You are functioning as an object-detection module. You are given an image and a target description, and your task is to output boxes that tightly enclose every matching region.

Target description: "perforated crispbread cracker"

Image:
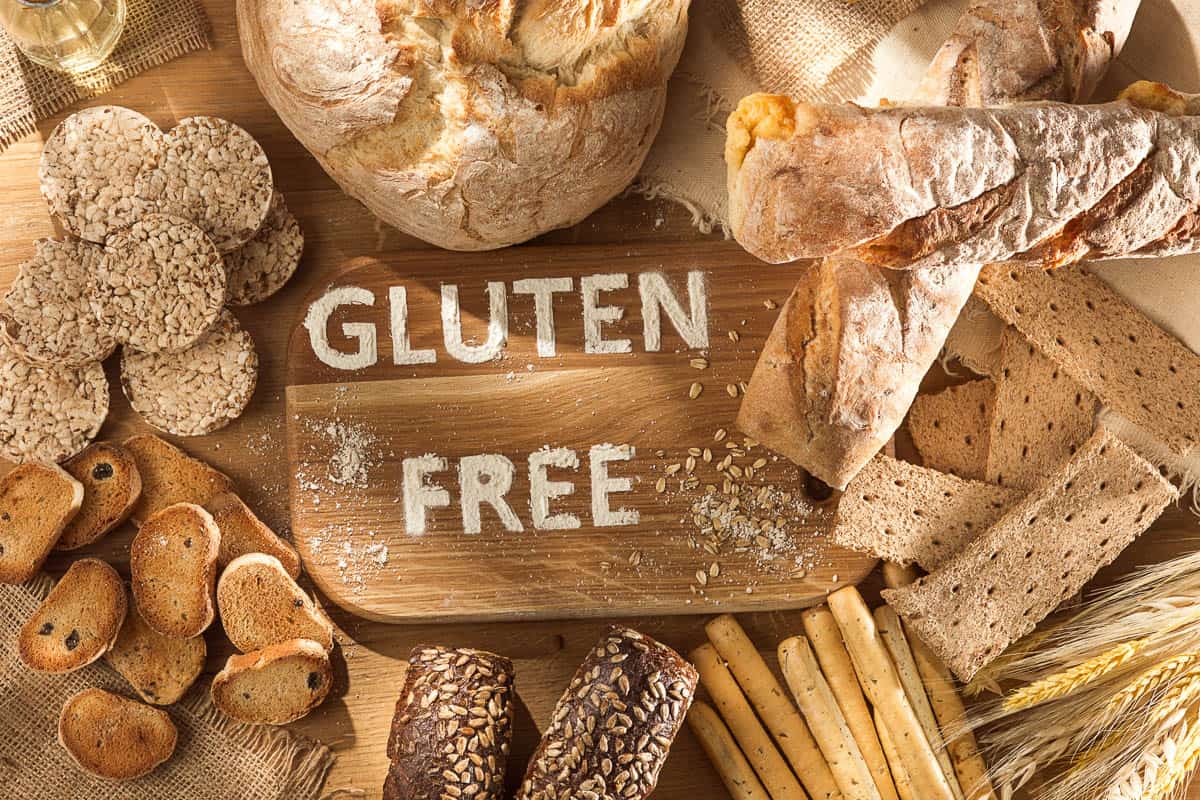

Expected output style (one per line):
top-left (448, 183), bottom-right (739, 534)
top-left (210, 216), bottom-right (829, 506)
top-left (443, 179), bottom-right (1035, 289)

top-left (92, 214), bottom-right (226, 354)
top-left (907, 379), bottom-right (995, 480)
top-left (975, 263), bottom-right (1200, 458)
top-left (135, 116), bottom-right (273, 252)
top-left (121, 310), bottom-right (258, 436)
top-left (0, 339), bottom-right (108, 464)
top-left (38, 106), bottom-right (164, 243)
top-left (831, 454), bottom-right (1020, 570)
top-left (0, 238), bottom-right (116, 367)
top-left (224, 192), bottom-right (304, 305)
top-left (883, 428), bottom-right (1177, 682)
top-left (986, 327), bottom-right (1096, 489)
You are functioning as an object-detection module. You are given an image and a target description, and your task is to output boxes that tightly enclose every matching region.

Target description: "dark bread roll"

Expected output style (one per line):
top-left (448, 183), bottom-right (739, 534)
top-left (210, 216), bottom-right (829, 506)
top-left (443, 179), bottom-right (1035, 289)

top-left (384, 645), bottom-right (515, 800)
top-left (516, 626), bottom-right (698, 800)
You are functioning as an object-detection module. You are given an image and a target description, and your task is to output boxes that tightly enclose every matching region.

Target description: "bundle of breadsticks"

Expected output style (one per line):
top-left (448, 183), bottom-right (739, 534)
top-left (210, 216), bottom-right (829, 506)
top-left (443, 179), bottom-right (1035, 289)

top-left (687, 577), bottom-right (995, 800)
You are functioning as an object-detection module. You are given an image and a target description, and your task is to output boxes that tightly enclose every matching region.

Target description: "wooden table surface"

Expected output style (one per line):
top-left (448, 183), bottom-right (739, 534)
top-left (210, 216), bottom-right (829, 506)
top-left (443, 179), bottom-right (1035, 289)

top-left (2, 4), bottom-right (1198, 798)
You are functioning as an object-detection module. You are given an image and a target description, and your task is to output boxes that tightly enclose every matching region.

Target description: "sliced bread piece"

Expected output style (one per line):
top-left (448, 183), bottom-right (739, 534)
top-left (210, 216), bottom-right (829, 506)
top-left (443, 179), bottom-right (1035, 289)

top-left (205, 491), bottom-right (301, 577)
top-left (123, 434), bottom-right (233, 526)
top-left (58, 688), bottom-right (177, 781)
top-left (217, 553), bottom-right (332, 652)
top-left (58, 442), bottom-right (143, 550)
top-left (0, 462), bottom-right (83, 583)
top-left (130, 502), bottom-right (220, 639)
top-left (907, 379), bottom-right (995, 480)
top-left (985, 327), bottom-right (1097, 490)
top-left (883, 428), bottom-right (1177, 682)
top-left (210, 638), bottom-right (332, 725)
top-left (105, 594), bottom-right (206, 705)
top-left (832, 454), bottom-right (1021, 571)
top-left (19, 558), bottom-right (126, 673)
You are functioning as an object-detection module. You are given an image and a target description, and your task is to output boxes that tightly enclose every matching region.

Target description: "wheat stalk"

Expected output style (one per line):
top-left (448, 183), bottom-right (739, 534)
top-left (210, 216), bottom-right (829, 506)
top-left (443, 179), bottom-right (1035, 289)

top-left (1002, 639), bottom-right (1149, 712)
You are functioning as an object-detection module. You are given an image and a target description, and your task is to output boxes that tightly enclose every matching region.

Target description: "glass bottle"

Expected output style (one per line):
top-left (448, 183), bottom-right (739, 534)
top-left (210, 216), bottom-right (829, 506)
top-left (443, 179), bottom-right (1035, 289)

top-left (0, 0), bottom-right (126, 74)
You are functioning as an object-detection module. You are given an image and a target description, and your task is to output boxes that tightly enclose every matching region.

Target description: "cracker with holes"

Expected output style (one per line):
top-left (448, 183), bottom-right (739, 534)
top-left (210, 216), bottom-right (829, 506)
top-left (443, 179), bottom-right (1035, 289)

top-left (218, 553), bottom-right (333, 652)
top-left (135, 116), bottom-right (273, 252)
top-left (205, 491), bottom-right (301, 576)
top-left (224, 192), bottom-right (304, 305)
top-left (0, 340), bottom-right (108, 464)
top-left (883, 428), bottom-right (1178, 682)
top-left (121, 310), bottom-right (259, 436)
top-left (210, 638), bottom-right (332, 725)
top-left (130, 502), bottom-right (220, 639)
top-left (19, 558), bottom-right (126, 673)
top-left (58, 442), bottom-right (143, 550)
top-left (832, 455), bottom-right (1021, 570)
top-left (38, 106), bottom-right (164, 243)
top-left (59, 688), bottom-right (177, 781)
top-left (0, 463), bottom-right (83, 584)
top-left (123, 434), bottom-right (233, 526)
top-left (92, 214), bottom-right (226, 354)
top-left (986, 327), bottom-right (1096, 490)
top-left (106, 596), bottom-right (206, 705)
top-left (0, 238), bottom-right (116, 366)
top-left (907, 379), bottom-right (995, 480)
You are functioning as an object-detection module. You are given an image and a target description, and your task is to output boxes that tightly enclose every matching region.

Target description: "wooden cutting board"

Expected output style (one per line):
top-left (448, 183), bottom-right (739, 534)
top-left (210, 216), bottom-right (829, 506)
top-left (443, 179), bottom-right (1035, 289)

top-left (286, 242), bottom-right (876, 622)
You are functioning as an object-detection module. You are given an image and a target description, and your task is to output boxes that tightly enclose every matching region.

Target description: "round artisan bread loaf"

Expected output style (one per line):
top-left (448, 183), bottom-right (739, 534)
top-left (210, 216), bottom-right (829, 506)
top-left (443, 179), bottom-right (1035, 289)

top-left (236, 0), bottom-right (689, 251)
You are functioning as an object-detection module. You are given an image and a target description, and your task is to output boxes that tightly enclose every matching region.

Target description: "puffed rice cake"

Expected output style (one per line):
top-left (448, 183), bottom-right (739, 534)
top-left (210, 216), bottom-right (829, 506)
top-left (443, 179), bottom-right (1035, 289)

top-left (38, 106), bottom-right (164, 243)
top-left (135, 116), bottom-right (273, 252)
top-left (0, 338), bottom-right (108, 464)
top-left (223, 192), bottom-right (304, 305)
top-left (0, 238), bottom-right (117, 367)
top-left (92, 214), bottom-right (227, 354)
top-left (121, 310), bottom-right (258, 437)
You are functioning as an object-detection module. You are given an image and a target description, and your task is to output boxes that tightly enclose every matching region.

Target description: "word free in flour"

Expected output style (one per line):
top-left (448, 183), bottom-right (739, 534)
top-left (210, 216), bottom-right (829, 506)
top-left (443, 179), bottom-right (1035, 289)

top-left (303, 271), bottom-right (708, 369)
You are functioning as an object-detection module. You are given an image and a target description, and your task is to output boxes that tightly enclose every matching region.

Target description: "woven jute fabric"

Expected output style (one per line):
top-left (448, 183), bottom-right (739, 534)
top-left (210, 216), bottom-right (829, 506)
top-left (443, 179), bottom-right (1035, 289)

top-left (0, 0), bottom-right (210, 151)
top-left (0, 576), bottom-right (335, 800)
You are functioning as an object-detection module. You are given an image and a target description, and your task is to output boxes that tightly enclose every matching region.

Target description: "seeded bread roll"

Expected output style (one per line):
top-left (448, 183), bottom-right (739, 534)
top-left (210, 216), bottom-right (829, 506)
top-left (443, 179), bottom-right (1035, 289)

top-left (384, 646), bottom-right (516, 800)
top-left (516, 626), bottom-right (698, 800)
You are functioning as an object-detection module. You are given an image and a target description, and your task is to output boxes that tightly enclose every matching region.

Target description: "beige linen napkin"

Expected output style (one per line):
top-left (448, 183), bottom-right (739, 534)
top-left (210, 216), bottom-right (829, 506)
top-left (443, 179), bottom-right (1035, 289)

top-left (0, 576), bottom-right (334, 800)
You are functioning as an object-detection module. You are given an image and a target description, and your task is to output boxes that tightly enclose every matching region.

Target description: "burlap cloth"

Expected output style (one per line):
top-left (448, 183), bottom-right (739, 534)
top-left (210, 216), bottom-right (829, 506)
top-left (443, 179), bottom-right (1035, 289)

top-left (0, 576), bottom-right (335, 799)
top-left (0, 0), bottom-right (210, 151)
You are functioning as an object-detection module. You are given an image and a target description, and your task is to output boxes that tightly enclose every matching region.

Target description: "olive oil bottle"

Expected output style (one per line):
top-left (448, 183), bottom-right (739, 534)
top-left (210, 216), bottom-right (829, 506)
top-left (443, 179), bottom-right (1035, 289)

top-left (0, 0), bottom-right (125, 73)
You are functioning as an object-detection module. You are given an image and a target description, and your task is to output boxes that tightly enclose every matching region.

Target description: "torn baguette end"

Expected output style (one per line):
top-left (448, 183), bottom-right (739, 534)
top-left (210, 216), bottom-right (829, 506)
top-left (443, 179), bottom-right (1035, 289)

top-left (725, 93), bottom-right (806, 178)
top-left (1118, 80), bottom-right (1200, 116)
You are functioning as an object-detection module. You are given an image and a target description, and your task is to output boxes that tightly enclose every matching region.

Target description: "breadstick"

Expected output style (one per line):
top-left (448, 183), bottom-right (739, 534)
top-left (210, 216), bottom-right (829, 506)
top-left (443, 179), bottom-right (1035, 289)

top-left (874, 606), bottom-right (964, 800)
top-left (691, 644), bottom-right (810, 800)
top-left (778, 635), bottom-right (882, 800)
top-left (706, 615), bottom-right (842, 800)
top-left (827, 587), bottom-right (955, 800)
top-left (875, 710), bottom-right (916, 800)
top-left (689, 701), bottom-right (772, 800)
top-left (803, 608), bottom-right (899, 800)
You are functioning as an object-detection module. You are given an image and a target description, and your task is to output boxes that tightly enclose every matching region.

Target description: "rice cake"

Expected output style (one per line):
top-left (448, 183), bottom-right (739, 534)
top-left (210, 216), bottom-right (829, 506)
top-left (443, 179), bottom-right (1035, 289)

top-left (224, 191), bottom-right (304, 305)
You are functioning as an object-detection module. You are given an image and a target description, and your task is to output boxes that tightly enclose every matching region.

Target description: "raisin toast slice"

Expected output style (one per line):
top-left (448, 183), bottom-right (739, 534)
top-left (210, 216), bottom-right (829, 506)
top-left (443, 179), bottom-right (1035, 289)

top-left (217, 553), bottom-right (333, 652)
top-left (210, 638), bottom-right (332, 725)
top-left (58, 441), bottom-right (142, 550)
top-left (106, 593), bottom-right (206, 705)
top-left (130, 502), bottom-right (220, 639)
top-left (123, 434), bottom-right (232, 525)
top-left (58, 688), bottom-right (177, 780)
top-left (19, 558), bottom-right (126, 672)
top-left (0, 462), bottom-right (83, 583)
top-left (205, 491), bottom-right (301, 577)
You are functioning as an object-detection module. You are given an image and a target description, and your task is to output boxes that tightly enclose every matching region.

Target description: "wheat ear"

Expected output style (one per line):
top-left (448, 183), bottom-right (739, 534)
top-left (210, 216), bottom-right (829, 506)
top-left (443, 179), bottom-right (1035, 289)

top-left (1002, 639), bottom-right (1149, 712)
top-left (1102, 654), bottom-right (1200, 723)
top-left (1146, 724), bottom-right (1200, 800)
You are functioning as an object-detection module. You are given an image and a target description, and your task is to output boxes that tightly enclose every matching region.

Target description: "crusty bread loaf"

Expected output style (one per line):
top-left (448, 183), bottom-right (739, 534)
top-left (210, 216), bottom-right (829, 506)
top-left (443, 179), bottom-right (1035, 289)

top-left (19, 558), bottom-right (126, 673)
top-left (384, 646), bottom-right (515, 800)
top-left (130, 502), bottom-right (220, 639)
top-left (124, 434), bottom-right (233, 526)
top-left (210, 638), bottom-right (332, 725)
top-left (907, 379), bottom-right (995, 481)
top-left (204, 491), bottom-right (301, 577)
top-left (58, 688), bottom-right (178, 781)
top-left (237, 0), bottom-right (689, 251)
top-left (217, 553), bottom-right (333, 652)
top-left (105, 593), bottom-right (207, 705)
top-left (58, 441), bottom-right (142, 550)
top-left (0, 462), bottom-right (83, 583)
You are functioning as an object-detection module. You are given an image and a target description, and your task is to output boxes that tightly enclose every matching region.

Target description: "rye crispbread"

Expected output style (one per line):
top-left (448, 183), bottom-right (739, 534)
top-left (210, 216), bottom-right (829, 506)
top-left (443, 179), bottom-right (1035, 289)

top-left (883, 428), bottom-right (1178, 682)
top-left (210, 638), bottom-right (332, 725)
top-left (907, 379), bottom-right (995, 480)
top-left (217, 553), bottom-right (333, 653)
top-left (105, 594), bottom-right (206, 705)
top-left (975, 263), bottom-right (1200, 458)
top-left (986, 327), bottom-right (1097, 489)
top-left (224, 192), bottom-right (304, 305)
top-left (19, 558), bottom-right (126, 673)
top-left (58, 688), bottom-right (177, 781)
top-left (205, 491), bottom-right (300, 576)
top-left (130, 502), bottom-right (220, 639)
top-left (123, 434), bottom-right (233, 526)
top-left (831, 454), bottom-right (1021, 571)
top-left (0, 462), bottom-right (83, 584)
top-left (58, 442), bottom-right (142, 550)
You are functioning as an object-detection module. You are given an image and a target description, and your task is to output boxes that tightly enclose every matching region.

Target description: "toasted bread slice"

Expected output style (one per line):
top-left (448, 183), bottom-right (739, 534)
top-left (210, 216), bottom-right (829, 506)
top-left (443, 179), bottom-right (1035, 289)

top-left (217, 553), bottom-right (332, 652)
top-left (58, 688), bottom-right (177, 781)
top-left (123, 434), bottom-right (232, 526)
top-left (205, 491), bottom-right (301, 577)
top-left (210, 638), bottom-right (332, 725)
top-left (105, 592), bottom-right (206, 705)
top-left (19, 558), bottom-right (126, 673)
top-left (58, 442), bottom-right (143, 550)
top-left (130, 502), bottom-right (220, 639)
top-left (0, 462), bottom-right (83, 583)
